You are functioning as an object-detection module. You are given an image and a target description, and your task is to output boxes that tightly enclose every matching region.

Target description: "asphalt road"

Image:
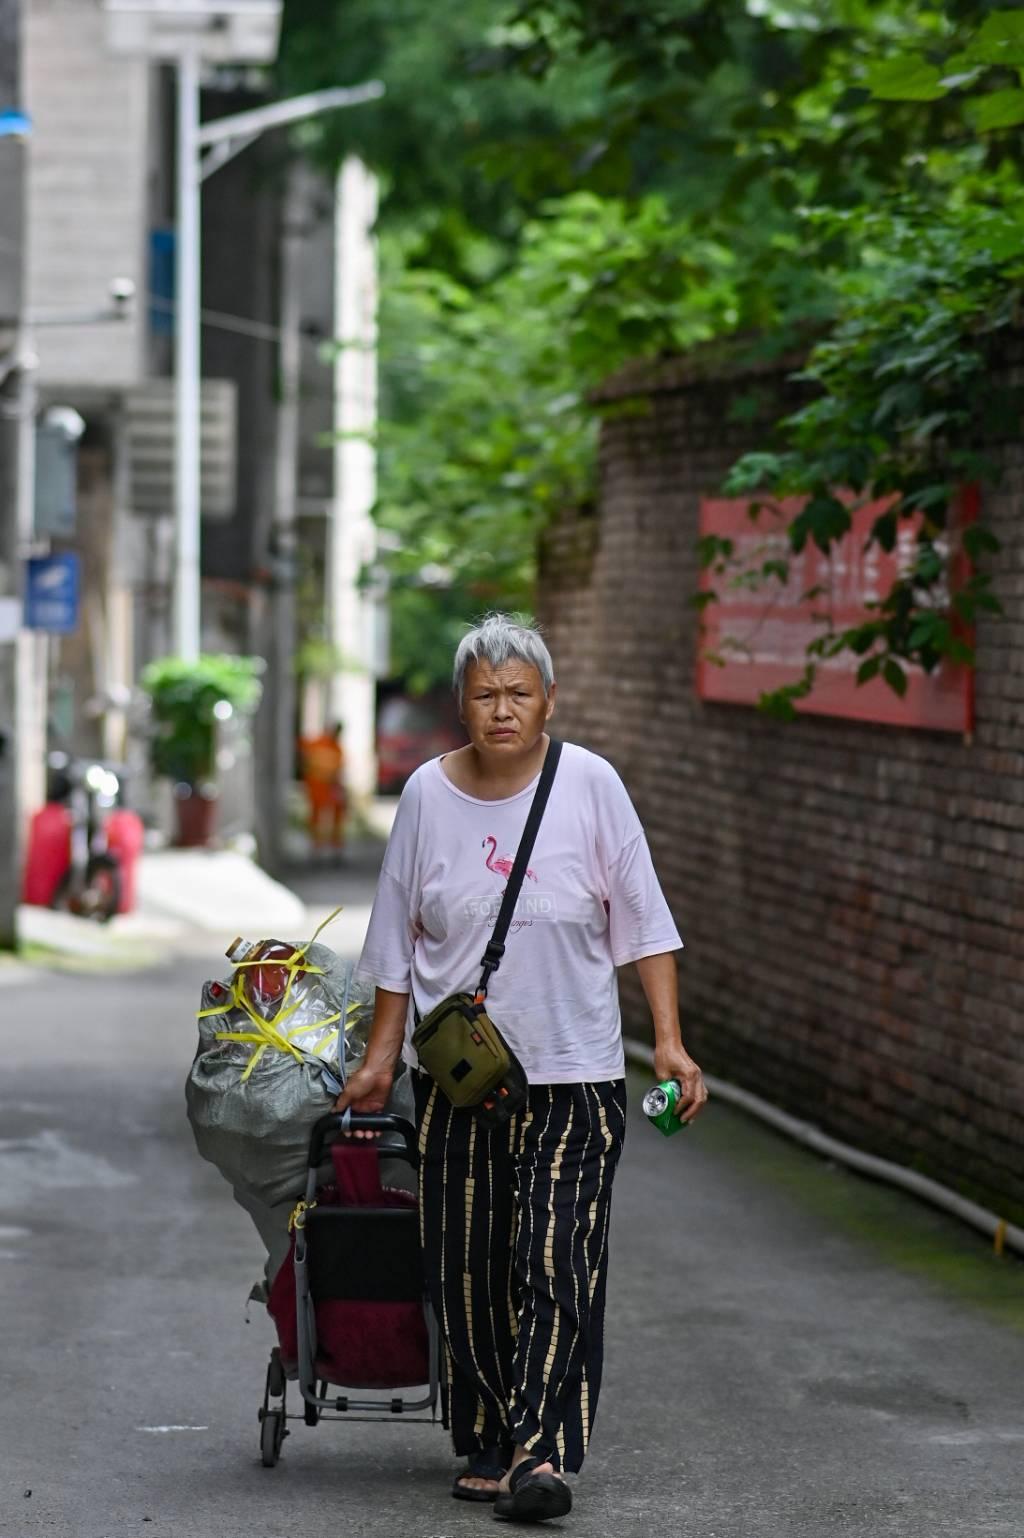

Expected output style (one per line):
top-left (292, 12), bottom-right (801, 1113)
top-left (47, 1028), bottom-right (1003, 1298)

top-left (2, 928), bottom-right (1023, 1538)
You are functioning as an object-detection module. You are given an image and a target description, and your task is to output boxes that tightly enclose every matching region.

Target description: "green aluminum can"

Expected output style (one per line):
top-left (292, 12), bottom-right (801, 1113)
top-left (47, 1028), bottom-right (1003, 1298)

top-left (642, 1079), bottom-right (687, 1136)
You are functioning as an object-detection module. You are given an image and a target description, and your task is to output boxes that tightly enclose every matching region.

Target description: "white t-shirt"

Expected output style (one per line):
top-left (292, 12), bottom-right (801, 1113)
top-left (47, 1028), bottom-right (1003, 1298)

top-left (356, 742), bottom-right (683, 1085)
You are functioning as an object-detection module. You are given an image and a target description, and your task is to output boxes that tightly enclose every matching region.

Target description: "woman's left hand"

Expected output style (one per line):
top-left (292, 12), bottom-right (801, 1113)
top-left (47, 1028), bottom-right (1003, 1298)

top-left (652, 1043), bottom-right (708, 1125)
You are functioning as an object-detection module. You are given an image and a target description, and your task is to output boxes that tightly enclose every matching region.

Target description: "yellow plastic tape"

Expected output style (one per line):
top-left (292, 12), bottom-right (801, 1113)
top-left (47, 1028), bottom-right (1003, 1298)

top-left (197, 906), bottom-right (360, 1079)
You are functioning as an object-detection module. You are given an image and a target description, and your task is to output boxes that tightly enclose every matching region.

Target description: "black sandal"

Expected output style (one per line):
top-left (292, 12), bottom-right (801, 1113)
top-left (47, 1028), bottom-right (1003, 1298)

top-left (493, 1455), bottom-right (572, 1523)
top-left (452, 1444), bottom-right (511, 1503)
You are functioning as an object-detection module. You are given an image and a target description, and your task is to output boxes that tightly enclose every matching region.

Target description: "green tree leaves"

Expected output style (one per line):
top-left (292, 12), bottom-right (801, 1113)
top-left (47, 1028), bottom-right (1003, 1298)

top-left (723, 186), bottom-right (1014, 702)
top-left (281, 0), bottom-right (1018, 696)
top-left (865, 58), bottom-right (947, 101)
top-left (376, 193), bottom-right (740, 684)
top-left (865, 8), bottom-right (1024, 131)
top-left (967, 89), bottom-right (1024, 130)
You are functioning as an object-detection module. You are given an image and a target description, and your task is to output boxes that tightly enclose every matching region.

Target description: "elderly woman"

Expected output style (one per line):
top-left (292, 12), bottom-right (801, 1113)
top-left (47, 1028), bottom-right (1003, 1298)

top-left (339, 613), bottom-right (707, 1523)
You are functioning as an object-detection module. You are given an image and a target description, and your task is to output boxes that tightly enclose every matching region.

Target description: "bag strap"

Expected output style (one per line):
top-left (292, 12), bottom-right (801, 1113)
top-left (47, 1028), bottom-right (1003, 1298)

top-left (475, 737), bottom-right (562, 1002)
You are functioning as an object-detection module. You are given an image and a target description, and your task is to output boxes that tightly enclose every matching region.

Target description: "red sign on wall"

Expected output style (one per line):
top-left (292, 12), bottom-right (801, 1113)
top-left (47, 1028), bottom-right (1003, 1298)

top-left (695, 494), bottom-right (975, 733)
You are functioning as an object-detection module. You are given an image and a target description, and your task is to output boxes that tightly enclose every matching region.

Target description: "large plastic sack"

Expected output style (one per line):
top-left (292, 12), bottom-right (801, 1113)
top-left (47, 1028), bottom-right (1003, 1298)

top-left (186, 918), bottom-right (410, 1211)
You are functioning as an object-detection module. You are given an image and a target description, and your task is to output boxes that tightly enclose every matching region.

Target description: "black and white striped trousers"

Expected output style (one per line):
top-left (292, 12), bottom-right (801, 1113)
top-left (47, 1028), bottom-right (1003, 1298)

top-left (413, 1074), bottom-right (627, 1474)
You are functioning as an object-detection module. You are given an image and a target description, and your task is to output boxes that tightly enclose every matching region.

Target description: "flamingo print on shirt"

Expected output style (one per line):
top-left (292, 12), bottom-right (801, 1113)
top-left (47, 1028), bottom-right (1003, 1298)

top-left (482, 835), bottom-right (538, 883)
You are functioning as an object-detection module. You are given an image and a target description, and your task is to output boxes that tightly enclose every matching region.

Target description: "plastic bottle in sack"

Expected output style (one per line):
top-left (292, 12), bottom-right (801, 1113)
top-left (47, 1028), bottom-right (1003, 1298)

top-left (226, 936), bottom-right (308, 1021)
top-left (224, 936), bottom-right (343, 1095)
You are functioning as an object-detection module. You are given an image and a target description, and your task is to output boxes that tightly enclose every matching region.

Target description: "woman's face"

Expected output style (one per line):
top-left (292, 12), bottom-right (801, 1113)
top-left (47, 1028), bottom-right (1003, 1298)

top-left (460, 659), bottom-right (556, 759)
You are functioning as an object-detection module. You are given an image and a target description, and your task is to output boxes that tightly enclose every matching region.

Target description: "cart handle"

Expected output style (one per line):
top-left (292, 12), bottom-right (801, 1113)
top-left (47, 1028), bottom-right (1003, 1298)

top-left (308, 1111), bottom-right (419, 1171)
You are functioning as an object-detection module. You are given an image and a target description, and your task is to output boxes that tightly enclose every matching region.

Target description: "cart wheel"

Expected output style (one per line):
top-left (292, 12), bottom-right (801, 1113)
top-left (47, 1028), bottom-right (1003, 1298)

top-left (267, 1348), bottom-right (286, 1399)
top-left (260, 1409), bottom-right (284, 1467)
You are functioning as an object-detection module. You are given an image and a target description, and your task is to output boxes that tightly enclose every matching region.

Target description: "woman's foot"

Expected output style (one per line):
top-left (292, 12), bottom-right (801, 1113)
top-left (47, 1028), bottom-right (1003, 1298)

top-left (454, 1473), bottom-right (502, 1499)
top-left (494, 1453), bottom-right (572, 1523)
top-left (451, 1446), bottom-right (510, 1503)
top-left (496, 1457), bottom-right (552, 1494)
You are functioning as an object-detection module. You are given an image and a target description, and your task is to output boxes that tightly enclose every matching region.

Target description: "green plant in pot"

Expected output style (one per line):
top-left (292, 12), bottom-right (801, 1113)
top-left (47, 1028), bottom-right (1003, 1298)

top-left (140, 654), bottom-right (263, 847)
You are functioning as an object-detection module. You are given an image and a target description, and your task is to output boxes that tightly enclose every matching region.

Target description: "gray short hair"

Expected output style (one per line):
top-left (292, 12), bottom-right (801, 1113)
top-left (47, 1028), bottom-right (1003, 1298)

top-left (452, 613), bottom-right (555, 699)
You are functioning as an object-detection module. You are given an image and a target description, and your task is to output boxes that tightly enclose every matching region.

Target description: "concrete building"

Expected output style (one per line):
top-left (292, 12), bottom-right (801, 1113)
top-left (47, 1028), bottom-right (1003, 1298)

top-left (22, 0), bottom-right (151, 789)
top-left (14, 0), bottom-right (383, 862)
top-left (23, 3), bottom-right (241, 772)
top-left (0, 0), bottom-right (29, 945)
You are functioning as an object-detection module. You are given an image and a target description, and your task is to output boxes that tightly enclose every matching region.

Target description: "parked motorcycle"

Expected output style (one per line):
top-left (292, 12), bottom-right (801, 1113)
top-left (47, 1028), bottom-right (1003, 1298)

top-left (47, 752), bottom-right (124, 922)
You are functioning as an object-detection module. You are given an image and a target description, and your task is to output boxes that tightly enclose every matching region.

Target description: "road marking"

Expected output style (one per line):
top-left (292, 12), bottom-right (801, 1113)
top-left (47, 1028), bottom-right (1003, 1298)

top-left (136, 1425), bottom-right (209, 1434)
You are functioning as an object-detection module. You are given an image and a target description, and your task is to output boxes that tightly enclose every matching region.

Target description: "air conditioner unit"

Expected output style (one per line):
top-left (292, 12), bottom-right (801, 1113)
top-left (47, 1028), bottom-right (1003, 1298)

top-left (124, 378), bottom-right (237, 519)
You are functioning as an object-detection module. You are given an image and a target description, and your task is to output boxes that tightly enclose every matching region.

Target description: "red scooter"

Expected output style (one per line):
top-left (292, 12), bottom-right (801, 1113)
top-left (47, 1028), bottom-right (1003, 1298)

top-left (23, 753), bottom-right (143, 923)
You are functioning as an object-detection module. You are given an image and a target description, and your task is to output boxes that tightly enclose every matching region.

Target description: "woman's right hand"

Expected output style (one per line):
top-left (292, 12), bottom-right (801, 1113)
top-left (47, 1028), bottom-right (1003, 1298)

top-left (334, 1063), bottom-right (395, 1136)
top-left (334, 989), bottom-right (408, 1134)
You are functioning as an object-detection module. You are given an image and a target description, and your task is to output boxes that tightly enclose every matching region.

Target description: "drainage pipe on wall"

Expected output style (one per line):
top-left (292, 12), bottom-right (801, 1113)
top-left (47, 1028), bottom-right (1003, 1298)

top-left (623, 1038), bottom-right (1024, 1261)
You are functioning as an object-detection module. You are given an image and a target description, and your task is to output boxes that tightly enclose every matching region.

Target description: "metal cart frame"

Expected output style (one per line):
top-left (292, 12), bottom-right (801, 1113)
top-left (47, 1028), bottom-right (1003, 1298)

top-left (258, 1111), bottom-right (445, 1466)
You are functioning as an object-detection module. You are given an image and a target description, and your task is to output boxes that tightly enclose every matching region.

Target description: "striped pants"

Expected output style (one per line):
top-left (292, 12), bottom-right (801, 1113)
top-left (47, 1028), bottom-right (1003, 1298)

top-left (413, 1074), bottom-right (627, 1474)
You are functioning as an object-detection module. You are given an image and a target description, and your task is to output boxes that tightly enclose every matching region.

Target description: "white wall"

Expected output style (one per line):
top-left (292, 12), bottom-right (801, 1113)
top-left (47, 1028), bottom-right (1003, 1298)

top-left (24, 0), bottom-right (149, 388)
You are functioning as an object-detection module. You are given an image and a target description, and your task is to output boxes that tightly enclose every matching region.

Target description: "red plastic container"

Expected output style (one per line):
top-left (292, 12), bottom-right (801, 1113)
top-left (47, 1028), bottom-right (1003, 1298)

top-left (21, 803), bottom-right (72, 906)
top-left (104, 808), bottom-right (145, 915)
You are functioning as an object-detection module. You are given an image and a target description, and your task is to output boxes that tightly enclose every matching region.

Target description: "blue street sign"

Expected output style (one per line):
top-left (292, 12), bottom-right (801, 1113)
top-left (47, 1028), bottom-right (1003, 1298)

top-left (0, 110), bottom-right (33, 139)
top-left (24, 553), bottom-right (80, 634)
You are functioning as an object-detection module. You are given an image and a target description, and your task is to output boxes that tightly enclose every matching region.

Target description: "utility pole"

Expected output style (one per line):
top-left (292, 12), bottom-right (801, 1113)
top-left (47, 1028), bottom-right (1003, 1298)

top-left (174, 46), bottom-right (202, 662)
top-left (0, 0), bottom-right (28, 948)
top-left (255, 164), bottom-right (304, 876)
top-left (328, 156), bottom-right (380, 804)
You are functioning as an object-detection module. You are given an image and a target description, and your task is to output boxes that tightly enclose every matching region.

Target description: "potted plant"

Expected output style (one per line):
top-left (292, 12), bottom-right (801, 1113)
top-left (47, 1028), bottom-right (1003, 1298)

top-left (140, 653), bottom-right (263, 847)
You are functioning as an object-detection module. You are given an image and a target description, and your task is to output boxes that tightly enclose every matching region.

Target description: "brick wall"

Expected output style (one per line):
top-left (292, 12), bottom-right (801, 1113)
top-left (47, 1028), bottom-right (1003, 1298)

top-left (538, 358), bottom-right (1024, 1220)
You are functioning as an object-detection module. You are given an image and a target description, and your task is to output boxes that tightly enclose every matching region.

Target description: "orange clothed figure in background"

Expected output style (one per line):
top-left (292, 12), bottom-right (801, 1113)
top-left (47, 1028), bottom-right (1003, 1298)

top-left (299, 722), bottom-right (347, 853)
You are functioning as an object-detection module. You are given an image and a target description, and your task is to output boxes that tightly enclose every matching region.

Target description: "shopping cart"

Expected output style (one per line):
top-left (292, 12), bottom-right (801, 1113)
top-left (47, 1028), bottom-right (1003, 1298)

top-left (258, 1110), bottom-right (445, 1467)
